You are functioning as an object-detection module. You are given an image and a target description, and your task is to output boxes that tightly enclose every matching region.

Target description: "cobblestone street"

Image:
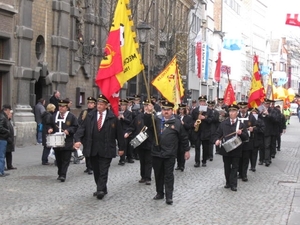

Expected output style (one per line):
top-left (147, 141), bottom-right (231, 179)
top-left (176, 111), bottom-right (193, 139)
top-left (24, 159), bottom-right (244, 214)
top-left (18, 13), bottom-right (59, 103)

top-left (1, 116), bottom-right (300, 225)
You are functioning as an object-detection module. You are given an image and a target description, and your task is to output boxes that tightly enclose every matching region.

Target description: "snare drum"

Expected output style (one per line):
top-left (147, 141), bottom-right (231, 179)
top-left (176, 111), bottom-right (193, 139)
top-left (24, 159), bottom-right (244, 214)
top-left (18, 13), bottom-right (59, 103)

top-left (130, 126), bottom-right (149, 149)
top-left (222, 135), bottom-right (242, 152)
top-left (46, 133), bottom-right (65, 148)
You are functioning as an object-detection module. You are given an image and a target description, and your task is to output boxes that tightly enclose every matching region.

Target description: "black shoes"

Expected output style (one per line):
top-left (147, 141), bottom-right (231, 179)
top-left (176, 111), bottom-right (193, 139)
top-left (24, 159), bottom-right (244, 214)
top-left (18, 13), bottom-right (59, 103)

top-left (139, 179), bottom-right (146, 183)
top-left (194, 162), bottom-right (200, 168)
top-left (118, 161), bottom-right (125, 166)
top-left (224, 184), bottom-right (230, 189)
top-left (42, 162), bottom-right (50, 165)
top-left (249, 168), bottom-right (256, 172)
top-left (175, 166), bottom-right (184, 171)
top-left (7, 166), bottom-right (17, 170)
top-left (166, 199), bottom-right (173, 205)
top-left (97, 191), bottom-right (107, 200)
top-left (258, 161), bottom-right (263, 165)
top-left (126, 159), bottom-right (134, 163)
top-left (231, 187), bottom-right (237, 192)
top-left (153, 194), bottom-right (164, 200)
top-left (84, 169), bottom-right (93, 174)
top-left (145, 181), bottom-right (151, 185)
top-left (202, 163), bottom-right (207, 167)
top-left (57, 176), bottom-right (65, 182)
top-left (242, 177), bottom-right (248, 182)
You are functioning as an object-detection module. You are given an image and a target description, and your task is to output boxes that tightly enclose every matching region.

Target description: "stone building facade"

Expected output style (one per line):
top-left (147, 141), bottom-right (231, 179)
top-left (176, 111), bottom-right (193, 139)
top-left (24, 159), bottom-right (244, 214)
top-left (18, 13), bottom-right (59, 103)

top-left (0, 0), bottom-right (202, 147)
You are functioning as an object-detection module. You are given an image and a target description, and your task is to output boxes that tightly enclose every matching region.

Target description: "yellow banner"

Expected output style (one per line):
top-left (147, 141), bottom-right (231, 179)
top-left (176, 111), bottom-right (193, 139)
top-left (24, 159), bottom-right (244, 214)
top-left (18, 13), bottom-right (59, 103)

top-left (112, 0), bottom-right (144, 86)
top-left (152, 56), bottom-right (184, 107)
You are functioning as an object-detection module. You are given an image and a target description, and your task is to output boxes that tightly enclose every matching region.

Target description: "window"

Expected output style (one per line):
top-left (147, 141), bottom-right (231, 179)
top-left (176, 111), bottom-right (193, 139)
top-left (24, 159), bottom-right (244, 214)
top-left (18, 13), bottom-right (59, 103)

top-left (35, 35), bottom-right (45, 60)
top-left (160, 41), bottom-right (166, 48)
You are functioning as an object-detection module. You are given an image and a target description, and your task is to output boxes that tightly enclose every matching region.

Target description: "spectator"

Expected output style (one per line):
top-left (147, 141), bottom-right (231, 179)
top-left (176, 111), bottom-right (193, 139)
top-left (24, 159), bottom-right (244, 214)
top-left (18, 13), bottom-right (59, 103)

top-left (3, 105), bottom-right (16, 170)
top-left (0, 104), bottom-right (10, 177)
top-left (34, 98), bottom-right (46, 144)
top-left (49, 90), bottom-right (60, 112)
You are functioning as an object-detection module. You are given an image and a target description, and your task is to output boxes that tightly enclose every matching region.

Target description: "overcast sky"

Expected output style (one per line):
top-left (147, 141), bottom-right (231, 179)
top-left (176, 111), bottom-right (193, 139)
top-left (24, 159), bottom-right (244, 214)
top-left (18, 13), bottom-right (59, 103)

top-left (267, 0), bottom-right (300, 38)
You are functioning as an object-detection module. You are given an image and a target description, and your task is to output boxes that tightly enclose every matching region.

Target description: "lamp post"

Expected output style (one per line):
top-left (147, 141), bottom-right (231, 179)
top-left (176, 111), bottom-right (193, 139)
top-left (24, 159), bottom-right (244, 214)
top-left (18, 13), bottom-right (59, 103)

top-left (136, 22), bottom-right (151, 95)
top-left (78, 33), bottom-right (96, 65)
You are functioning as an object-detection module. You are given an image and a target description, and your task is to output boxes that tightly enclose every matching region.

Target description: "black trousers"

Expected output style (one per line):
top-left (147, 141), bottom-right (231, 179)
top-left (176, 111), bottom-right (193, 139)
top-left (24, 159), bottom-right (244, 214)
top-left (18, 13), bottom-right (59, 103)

top-left (250, 146), bottom-right (259, 169)
top-left (41, 146), bottom-right (51, 164)
top-left (54, 150), bottom-right (72, 178)
top-left (5, 152), bottom-right (12, 168)
top-left (152, 156), bottom-right (175, 199)
top-left (238, 150), bottom-right (251, 178)
top-left (85, 156), bottom-right (92, 170)
top-left (208, 142), bottom-right (214, 159)
top-left (137, 147), bottom-right (152, 181)
top-left (120, 138), bottom-right (133, 162)
top-left (201, 140), bottom-right (210, 163)
top-left (264, 136), bottom-right (276, 163)
top-left (194, 138), bottom-right (202, 163)
top-left (176, 148), bottom-right (185, 169)
top-left (223, 156), bottom-right (240, 188)
top-left (91, 155), bottom-right (112, 193)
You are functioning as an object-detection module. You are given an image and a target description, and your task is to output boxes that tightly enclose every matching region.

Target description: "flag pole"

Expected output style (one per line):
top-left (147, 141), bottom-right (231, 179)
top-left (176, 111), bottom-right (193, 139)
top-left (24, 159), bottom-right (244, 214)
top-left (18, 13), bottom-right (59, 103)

top-left (142, 69), bottom-right (159, 145)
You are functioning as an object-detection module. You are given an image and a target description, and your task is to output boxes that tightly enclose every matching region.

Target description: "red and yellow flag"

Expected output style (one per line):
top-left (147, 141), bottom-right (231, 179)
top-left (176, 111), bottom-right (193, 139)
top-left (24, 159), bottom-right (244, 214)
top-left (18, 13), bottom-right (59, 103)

top-left (95, 0), bottom-right (144, 115)
top-left (152, 56), bottom-right (184, 109)
top-left (223, 81), bottom-right (236, 105)
top-left (248, 55), bottom-right (265, 108)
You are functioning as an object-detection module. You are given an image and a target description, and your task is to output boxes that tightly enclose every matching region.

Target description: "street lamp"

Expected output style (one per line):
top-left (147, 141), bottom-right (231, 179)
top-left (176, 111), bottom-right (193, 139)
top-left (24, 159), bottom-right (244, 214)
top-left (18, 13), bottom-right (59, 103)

top-left (136, 22), bottom-right (151, 95)
top-left (77, 33), bottom-right (96, 65)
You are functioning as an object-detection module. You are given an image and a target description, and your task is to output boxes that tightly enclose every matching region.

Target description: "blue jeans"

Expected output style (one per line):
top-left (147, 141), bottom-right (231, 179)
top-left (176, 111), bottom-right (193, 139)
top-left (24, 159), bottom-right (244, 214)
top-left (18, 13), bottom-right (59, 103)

top-left (37, 124), bottom-right (42, 143)
top-left (0, 140), bottom-right (8, 174)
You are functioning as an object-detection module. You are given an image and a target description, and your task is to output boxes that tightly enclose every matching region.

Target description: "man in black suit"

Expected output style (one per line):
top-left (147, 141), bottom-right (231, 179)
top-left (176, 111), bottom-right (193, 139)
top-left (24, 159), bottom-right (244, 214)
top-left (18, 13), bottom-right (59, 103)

top-left (49, 90), bottom-right (60, 112)
top-left (118, 99), bottom-right (133, 165)
top-left (74, 94), bottom-right (125, 200)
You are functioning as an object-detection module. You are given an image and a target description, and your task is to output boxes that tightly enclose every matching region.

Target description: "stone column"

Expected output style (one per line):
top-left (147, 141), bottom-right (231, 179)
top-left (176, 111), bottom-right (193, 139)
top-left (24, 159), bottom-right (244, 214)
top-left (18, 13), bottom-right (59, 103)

top-left (14, 0), bottom-right (37, 147)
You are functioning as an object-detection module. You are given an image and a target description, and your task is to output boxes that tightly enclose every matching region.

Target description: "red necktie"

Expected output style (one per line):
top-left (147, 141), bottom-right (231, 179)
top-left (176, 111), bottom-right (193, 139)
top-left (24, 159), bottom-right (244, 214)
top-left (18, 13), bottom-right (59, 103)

top-left (98, 112), bottom-right (103, 130)
top-left (231, 119), bottom-right (234, 125)
top-left (61, 114), bottom-right (64, 119)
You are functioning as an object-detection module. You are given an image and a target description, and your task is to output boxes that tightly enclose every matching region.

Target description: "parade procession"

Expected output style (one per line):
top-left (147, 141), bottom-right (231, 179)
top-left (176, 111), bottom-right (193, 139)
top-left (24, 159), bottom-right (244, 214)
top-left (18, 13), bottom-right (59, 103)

top-left (2, 0), bottom-right (300, 224)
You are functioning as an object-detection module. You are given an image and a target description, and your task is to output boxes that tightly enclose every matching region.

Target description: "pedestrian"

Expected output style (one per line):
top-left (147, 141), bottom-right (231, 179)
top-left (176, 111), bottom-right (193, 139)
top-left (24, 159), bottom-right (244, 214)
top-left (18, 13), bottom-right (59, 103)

top-left (237, 102), bottom-right (256, 182)
top-left (0, 104), bottom-right (11, 177)
top-left (48, 99), bottom-right (78, 182)
top-left (34, 98), bottom-right (46, 144)
top-left (214, 104), bottom-right (248, 192)
top-left (74, 94), bottom-right (125, 200)
top-left (144, 101), bottom-right (190, 205)
top-left (77, 96), bottom-right (97, 174)
top-left (125, 99), bottom-right (152, 185)
top-left (49, 90), bottom-right (60, 112)
top-left (41, 103), bottom-right (56, 165)
top-left (175, 103), bottom-right (193, 171)
top-left (3, 105), bottom-right (16, 170)
top-left (118, 99), bottom-right (133, 165)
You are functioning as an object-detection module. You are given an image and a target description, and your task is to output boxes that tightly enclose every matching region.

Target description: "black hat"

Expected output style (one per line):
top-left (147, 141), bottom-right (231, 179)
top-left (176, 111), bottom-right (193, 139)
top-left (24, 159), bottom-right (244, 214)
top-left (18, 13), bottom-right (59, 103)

top-left (218, 98), bottom-right (224, 102)
top-left (198, 95), bottom-right (207, 101)
top-left (192, 99), bottom-right (197, 103)
top-left (161, 101), bottom-right (174, 109)
top-left (264, 98), bottom-right (273, 103)
top-left (97, 94), bottom-right (109, 103)
top-left (249, 107), bottom-right (259, 113)
top-left (207, 100), bottom-right (215, 106)
top-left (87, 96), bottom-right (96, 103)
top-left (150, 95), bottom-right (157, 101)
top-left (2, 104), bottom-right (12, 110)
top-left (133, 94), bottom-right (141, 100)
top-left (159, 97), bottom-right (167, 104)
top-left (119, 99), bottom-right (129, 105)
top-left (58, 99), bottom-right (70, 106)
top-left (178, 103), bottom-right (187, 109)
top-left (142, 99), bottom-right (151, 105)
top-left (238, 101), bottom-right (248, 109)
top-left (228, 104), bottom-right (239, 111)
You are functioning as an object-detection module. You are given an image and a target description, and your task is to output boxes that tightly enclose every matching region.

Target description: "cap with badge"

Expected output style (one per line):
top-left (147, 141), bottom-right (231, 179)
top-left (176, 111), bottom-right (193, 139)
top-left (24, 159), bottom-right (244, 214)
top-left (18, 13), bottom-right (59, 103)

top-left (207, 100), bottom-right (215, 106)
top-left (228, 104), bottom-right (239, 111)
top-left (97, 94), bottom-right (109, 103)
top-left (264, 98), bottom-right (274, 103)
top-left (142, 99), bottom-right (152, 105)
top-left (192, 99), bottom-right (197, 103)
top-left (87, 96), bottom-right (97, 104)
top-left (58, 99), bottom-right (70, 106)
top-left (218, 98), bottom-right (224, 102)
top-left (178, 103), bottom-right (187, 109)
top-left (161, 101), bottom-right (174, 109)
top-left (119, 99), bottom-right (129, 105)
top-left (238, 101), bottom-right (248, 109)
top-left (249, 107), bottom-right (259, 113)
top-left (150, 95), bottom-right (157, 101)
top-left (133, 94), bottom-right (141, 100)
top-left (198, 95), bottom-right (207, 101)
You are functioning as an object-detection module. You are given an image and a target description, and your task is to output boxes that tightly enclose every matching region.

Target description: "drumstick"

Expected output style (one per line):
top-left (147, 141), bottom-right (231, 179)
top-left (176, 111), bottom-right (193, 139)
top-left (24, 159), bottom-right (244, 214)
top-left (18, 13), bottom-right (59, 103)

top-left (220, 126), bottom-right (256, 140)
